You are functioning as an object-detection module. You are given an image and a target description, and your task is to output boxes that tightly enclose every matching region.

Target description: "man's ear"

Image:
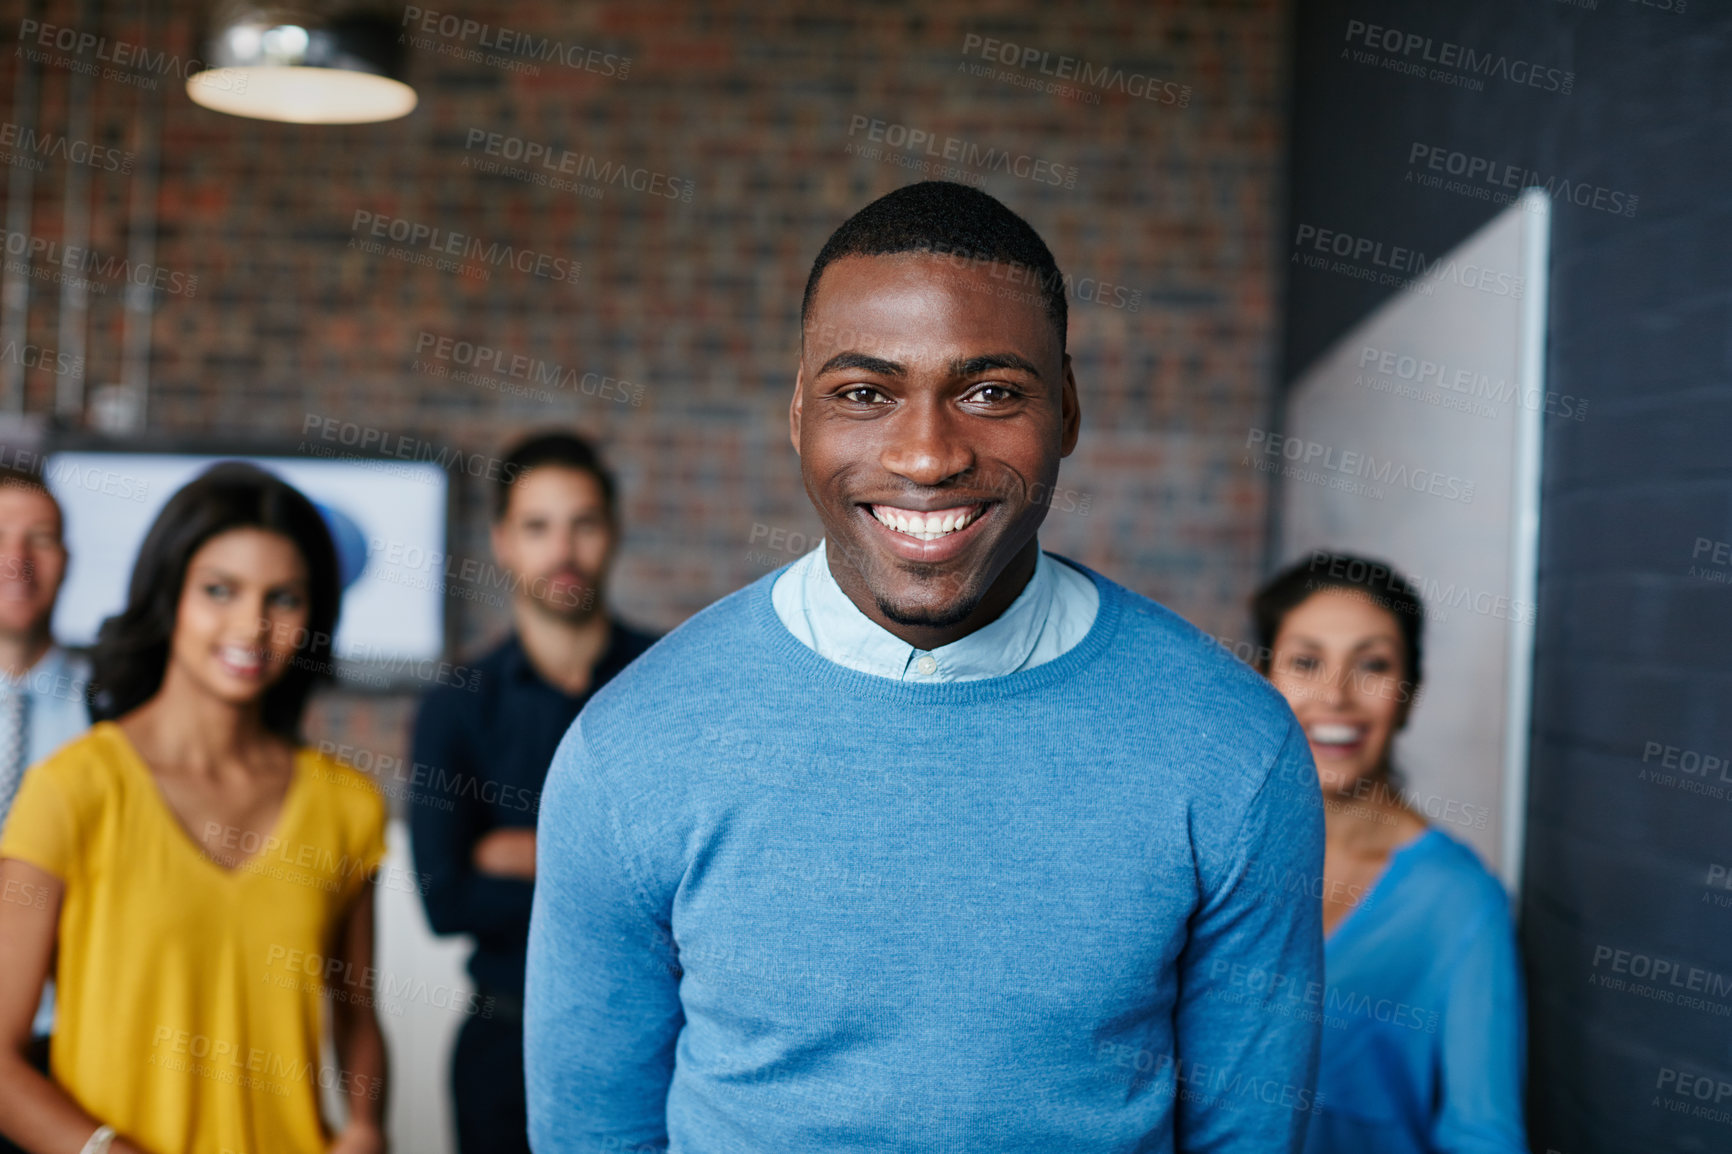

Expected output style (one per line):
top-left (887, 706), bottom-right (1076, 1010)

top-left (789, 366), bottom-right (805, 457)
top-left (1059, 353), bottom-right (1081, 458)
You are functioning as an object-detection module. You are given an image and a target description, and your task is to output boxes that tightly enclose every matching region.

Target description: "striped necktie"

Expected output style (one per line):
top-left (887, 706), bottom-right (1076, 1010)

top-left (0, 683), bottom-right (28, 824)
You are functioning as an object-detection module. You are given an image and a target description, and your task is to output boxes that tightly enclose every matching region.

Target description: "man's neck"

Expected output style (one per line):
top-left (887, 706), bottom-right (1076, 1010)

top-left (513, 602), bottom-right (613, 696)
top-left (0, 630), bottom-right (52, 681)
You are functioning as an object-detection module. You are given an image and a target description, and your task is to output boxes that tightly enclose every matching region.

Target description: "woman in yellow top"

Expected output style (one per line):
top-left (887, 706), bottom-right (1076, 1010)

top-left (0, 462), bottom-right (389, 1154)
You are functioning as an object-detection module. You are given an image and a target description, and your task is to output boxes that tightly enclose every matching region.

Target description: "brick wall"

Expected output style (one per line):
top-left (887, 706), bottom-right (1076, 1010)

top-left (2, 0), bottom-right (1291, 770)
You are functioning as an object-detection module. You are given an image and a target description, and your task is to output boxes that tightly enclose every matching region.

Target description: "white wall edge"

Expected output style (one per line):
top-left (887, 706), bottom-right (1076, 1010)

top-left (1500, 187), bottom-right (1551, 896)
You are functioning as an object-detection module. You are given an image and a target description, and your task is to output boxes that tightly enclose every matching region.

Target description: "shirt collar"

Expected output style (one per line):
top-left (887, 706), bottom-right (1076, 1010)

top-left (502, 622), bottom-right (620, 692)
top-left (0, 643), bottom-right (71, 694)
top-left (798, 539), bottom-right (1057, 681)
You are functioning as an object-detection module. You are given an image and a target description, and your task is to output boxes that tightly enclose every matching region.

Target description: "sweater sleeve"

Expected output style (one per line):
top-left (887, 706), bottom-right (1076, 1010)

top-left (1172, 717), bottom-right (1326, 1153)
top-left (525, 716), bottom-right (683, 1153)
top-left (407, 692), bottom-right (536, 939)
top-left (1430, 897), bottom-right (1529, 1153)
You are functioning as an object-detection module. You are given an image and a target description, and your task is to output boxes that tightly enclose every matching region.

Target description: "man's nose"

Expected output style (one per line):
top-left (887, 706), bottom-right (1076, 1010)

top-left (879, 400), bottom-right (974, 487)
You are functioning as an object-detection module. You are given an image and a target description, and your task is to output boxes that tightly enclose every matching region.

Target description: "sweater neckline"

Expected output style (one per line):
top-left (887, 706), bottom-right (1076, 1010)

top-left (748, 553), bottom-right (1124, 705)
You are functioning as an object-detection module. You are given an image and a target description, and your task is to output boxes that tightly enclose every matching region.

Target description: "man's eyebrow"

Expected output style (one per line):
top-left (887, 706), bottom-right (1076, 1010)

top-left (952, 353), bottom-right (1044, 379)
top-left (816, 352), bottom-right (905, 378)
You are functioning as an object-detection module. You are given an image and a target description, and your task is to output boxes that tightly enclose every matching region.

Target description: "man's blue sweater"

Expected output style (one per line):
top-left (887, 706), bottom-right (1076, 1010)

top-left (525, 559), bottom-right (1326, 1152)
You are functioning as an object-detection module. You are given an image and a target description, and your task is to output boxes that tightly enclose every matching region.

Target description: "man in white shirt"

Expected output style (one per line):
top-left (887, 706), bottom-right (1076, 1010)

top-left (0, 463), bottom-right (91, 819)
top-left (0, 462), bottom-right (92, 1152)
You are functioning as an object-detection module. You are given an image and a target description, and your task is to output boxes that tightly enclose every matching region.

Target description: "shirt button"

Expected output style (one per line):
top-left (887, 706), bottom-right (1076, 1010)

top-left (916, 655), bottom-right (938, 675)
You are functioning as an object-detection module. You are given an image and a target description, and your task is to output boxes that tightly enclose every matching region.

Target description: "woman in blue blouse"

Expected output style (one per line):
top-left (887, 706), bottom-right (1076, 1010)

top-left (1250, 553), bottom-right (1528, 1154)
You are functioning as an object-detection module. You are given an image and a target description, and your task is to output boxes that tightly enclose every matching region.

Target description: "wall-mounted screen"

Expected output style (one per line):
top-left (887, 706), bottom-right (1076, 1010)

top-left (42, 448), bottom-right (450, 688)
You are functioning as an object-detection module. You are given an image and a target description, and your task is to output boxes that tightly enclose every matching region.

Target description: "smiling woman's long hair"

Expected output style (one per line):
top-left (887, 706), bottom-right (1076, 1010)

top-left (89, 462), bottom-right (343, 742)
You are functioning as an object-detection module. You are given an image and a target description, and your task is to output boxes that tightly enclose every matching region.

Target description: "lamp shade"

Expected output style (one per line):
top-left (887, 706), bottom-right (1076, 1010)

top-left (186, 2), bottom-right (416, 124)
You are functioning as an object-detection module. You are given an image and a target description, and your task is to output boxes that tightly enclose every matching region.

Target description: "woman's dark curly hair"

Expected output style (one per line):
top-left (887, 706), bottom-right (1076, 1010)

top-left (89, 461), bottom-right (342, 742)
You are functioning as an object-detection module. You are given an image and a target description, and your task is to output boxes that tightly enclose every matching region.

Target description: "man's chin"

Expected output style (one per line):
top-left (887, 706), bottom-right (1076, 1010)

top-left (871, 583), bottom-right (983, 631)
top-left (0, 614), bottom-right (39, 635)
top-left (826, 531), bottom-right (990, 632)
top-left (528, 590), bottom-right (602, 622)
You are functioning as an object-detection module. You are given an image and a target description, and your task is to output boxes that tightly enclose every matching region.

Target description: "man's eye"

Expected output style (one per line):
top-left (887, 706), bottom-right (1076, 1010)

top-left (967, 384), bottom-right (1018, 404)
top-left (840, 386), bottom-right (886, 404)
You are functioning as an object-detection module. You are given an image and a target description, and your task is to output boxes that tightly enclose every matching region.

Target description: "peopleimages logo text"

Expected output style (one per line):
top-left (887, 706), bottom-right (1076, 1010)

top-left (1407, 143), bottom-right (1637, 218)
top-left (0, 122), bottom-right (133, 173)
top-left (349, 211), bottom-right (580, 283)
top-left (846, 116), bottom-right (1077, 189)
top-left (463, 129), bottom-right (693, 202)
top-left (15, 18), bottom-right (247, 91)
top-left (1293, 224), bottom-right (1524, 299)
top-left (960, 34), bottom-right (1191, 106)
top-left (0, 227), bottom-right (197, 296)
top-left (1246, 428), bottom-right (1476, 504)
top-left (1342, 19), bottom-right (1574, 94)
top-left (399, 7), bottom-right (630, 78)
top-left (413, 331), bottom-right (644, 406)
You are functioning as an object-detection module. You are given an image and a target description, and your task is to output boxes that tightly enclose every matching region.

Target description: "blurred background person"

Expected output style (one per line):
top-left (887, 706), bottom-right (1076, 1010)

top-left (0, 463), bottom-right (92, 1142)
top-left (0, 462), bottom-right (388, 1154)
top-left (0, 463), bottom-right (90, 820)
top-left (1251, 552), bottom-right (1526, 1154)
top-left (408, 431), bottom-right (657, 1154)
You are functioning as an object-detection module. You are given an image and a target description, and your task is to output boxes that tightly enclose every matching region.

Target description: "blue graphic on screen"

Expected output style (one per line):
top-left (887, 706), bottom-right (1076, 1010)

top-left (312, 500), bottom-right (370, 589)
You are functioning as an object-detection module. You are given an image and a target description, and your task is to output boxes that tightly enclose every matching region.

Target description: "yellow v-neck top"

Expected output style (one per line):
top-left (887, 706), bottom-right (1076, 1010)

top-left (0, 720), bottom-right (387, 1154)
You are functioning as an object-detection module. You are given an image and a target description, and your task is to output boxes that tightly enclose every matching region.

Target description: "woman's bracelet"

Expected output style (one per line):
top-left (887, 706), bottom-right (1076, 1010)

top-left (80, 1124), bottom-right (116, 1154)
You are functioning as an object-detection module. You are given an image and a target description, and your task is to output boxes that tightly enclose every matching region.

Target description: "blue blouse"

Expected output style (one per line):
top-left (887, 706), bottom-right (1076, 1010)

top-left (1303, 826), bottom-right (1528, 1154)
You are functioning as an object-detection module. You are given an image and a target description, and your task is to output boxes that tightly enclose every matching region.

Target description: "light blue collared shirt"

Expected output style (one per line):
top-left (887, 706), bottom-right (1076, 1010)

top-left (0, 644), bottom-right (93, 1038)
top-left (770, 539), bottom-right (1099, 681)
top-left (3, 644), bottom-right (94, 773)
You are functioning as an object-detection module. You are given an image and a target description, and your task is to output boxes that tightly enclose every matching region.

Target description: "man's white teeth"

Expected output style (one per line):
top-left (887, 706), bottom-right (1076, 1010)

top-left (1309, 722), bottom-right (1364, 744)
top-left (871, 505), bottom-right (980, 541)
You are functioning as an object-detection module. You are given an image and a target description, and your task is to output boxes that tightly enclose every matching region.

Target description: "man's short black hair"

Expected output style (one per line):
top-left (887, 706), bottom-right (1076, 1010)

top-left (495, 430), bottom-right (617, 523)
top-left (800, 180), bottom-right (1068, 355)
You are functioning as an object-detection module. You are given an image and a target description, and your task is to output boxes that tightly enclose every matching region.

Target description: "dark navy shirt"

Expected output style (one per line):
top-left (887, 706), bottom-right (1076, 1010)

top-left (409, 619), bottom-right (658, 1000)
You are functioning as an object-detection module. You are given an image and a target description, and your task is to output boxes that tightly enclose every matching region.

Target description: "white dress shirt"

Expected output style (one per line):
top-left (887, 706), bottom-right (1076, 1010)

top-left (770, 539), bottom-right (1099, 681)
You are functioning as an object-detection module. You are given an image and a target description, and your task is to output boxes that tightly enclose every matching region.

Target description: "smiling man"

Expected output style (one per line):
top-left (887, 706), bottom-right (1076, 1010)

top-left (525, 181), bottom-right (1326, 1153)
top-left (0, 463), bottom-right (91, 1154)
